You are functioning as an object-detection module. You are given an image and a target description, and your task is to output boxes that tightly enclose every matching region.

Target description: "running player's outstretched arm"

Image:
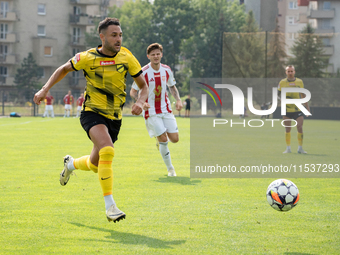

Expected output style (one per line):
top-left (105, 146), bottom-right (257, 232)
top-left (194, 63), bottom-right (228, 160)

top-left (131, 75), bottom-right (149, 115)
top-left (34, 61), bottom-right (74, 105)
top-left (169, 85), bottom-right (183, 111)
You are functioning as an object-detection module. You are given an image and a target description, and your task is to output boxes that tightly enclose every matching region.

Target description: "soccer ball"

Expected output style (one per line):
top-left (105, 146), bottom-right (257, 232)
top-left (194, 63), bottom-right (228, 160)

top-left (266, 179), bottom-right (299, 212)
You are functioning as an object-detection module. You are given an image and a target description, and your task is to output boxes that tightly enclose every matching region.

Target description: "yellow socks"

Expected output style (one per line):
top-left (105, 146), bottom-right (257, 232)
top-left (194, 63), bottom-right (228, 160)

top-left (98, 146), bottom-right (114, 196)
top-left (73, 155), bottom-right (98, 173)
top-left (298, 132), bottom-right (303, 146)
top-left (285, 132), bottom-right (291, 146)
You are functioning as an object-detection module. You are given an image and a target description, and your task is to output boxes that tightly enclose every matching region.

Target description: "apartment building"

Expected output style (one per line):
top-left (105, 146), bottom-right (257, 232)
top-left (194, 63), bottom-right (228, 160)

top-left (302, 0), bottom-right (340, 74)
top-left (278, 0), bottom-right (339, 74)
top-left (0, 0), bottom-right (128, 94)
top-left (278, 0), bottom-right (309, 57)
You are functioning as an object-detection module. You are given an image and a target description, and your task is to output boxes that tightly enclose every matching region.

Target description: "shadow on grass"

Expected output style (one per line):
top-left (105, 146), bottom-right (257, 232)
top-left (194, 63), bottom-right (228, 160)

top-left (284, 253), bottom-right (317, 255)
top-left (154, 176), bottom-right (201, 185)
top-left (70, 222), bottom-right (186, 249)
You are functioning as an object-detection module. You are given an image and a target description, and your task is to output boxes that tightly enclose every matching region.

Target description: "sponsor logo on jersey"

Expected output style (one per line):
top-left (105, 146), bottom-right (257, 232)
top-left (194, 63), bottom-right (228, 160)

top-left (100, 60), bottom-right (115, 66)
top-left (73, 53), bottom-right (81, 64)
top-left (289, 83), bottom-right (295, 86)
top-left (154, 74), bottom-right (161, 78)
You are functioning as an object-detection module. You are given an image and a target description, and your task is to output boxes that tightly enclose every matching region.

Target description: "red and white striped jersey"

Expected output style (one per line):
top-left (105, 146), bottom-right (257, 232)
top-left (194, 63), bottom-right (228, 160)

top-left (132, 63), bottom-right (176, 119)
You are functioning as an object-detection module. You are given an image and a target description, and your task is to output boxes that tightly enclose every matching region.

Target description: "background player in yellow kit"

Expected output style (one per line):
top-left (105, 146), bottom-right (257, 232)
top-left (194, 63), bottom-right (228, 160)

top-left (278, 65), bottom-right (311, 154)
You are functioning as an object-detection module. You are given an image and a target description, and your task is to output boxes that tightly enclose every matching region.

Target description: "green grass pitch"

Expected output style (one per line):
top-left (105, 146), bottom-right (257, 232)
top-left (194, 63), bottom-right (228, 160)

top-left (0, 116), bottom-right (339, 254)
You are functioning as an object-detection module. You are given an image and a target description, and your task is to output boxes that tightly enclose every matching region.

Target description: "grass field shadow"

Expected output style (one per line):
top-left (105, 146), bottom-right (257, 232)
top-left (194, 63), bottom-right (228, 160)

top-left (155, 176), bottom-right (201, 185)
top-left (70, 222), bottom-right (186, 249)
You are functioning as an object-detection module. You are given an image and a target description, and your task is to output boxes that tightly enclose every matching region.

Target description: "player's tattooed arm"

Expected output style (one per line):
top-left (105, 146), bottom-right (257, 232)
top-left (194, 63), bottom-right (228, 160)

top-left (169, 85), bottom-right (183, 111)
top-left (169, 86), bottom-right (181, 101)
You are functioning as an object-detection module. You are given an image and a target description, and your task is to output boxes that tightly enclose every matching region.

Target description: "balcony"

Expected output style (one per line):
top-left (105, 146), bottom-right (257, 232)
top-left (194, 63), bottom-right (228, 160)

top-left (70, 14), bottom-right (94, 26)
top-left (314, 27), bottom-right (334, 36)
top-left (0, 76), bottom-right (15, 86)
top-left (70, 0), bottom-right (101, 5)
top-left (0, 12), bottom-right (17, 21)
top-left (0, 54), bottom-right (17, 64)
top-left (308, 9), bottom-right (335, 19)
top-left (0, 33), bottom-right (16, 43)
top-left (322, 45), bottom-right (334, 55)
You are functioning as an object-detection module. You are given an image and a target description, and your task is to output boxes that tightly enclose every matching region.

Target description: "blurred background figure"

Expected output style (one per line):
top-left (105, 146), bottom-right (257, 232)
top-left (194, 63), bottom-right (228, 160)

top-left (43, 91), bottom-right (54, 118)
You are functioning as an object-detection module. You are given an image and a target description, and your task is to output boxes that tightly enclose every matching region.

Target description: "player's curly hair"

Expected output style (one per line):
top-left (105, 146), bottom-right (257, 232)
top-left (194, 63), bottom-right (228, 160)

top-left (147, 43), bottom-right (163, 55)
top-left (98, 18), bottom-right (120, 34)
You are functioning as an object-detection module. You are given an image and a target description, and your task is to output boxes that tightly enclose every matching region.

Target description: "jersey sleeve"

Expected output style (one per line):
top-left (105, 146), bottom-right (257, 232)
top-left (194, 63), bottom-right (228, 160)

top-left (278, 80), bottom-right (282, 91)
top-left (70, 51), bottom-right (88, 71)
top-left (127, 52), bottom-right (142, 78)
top-left (167, 69), bottom-right (176, 87)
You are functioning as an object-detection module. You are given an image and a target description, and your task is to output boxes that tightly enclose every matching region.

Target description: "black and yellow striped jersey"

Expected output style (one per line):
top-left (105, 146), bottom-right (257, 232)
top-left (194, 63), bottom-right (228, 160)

top-left (70, 45), bottom-right (142, 120)
top-left (278, 78), bottom-right (304, 113)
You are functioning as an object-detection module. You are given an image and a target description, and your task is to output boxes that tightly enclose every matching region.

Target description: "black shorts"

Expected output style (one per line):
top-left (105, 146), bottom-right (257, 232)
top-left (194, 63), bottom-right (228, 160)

top-left (284, 111), bottom-right (304, 120)
top-left (80, 111), bottom-right (122, 144)
top-left (185, 105), bottom-right (191, 110)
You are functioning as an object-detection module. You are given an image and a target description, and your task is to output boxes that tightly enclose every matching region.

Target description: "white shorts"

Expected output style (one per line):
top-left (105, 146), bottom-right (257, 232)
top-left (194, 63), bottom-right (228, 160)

top-left (45, 105), bottom-right (53, 111)
top-left (145, 112), bottom-right (178, 138)
top-left (65, 104), bottom-right (72, 110)
top-left (77, 106), bottom-right (82, 111)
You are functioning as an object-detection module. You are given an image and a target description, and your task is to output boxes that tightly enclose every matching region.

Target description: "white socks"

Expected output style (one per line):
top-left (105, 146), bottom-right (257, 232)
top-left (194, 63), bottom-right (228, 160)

top-left (159, 141), bottom-right (173, 170)
top-left (104, 195), bottom-right (115, 211)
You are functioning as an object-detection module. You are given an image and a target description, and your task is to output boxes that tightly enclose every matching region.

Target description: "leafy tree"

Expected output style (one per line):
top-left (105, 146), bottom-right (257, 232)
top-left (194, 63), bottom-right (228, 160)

top-left (267, 19), bottom-right (287, 78)
top-left (288, 23), bottom-right (329, 78)
top-left (222, 10), bottom-right (265, 78)
top-left (14, 53), bottom-right (41, 101)
top-left (109, 0), bottom-right (155, 67)
top-left (182, 0), bottom-right (246, 78)
top-left (152, 0), bottom-right (196, 76)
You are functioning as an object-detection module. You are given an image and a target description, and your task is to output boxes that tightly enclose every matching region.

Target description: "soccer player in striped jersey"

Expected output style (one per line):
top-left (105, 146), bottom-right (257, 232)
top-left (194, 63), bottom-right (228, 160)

top-left (33, 18), bottom-right (149, 223)
top-left (278, 65), bottom-right (310, 154)
top-left (63, 90), bottom-right (74, 117)
top-left (130, 43), bottom-right (183, 177)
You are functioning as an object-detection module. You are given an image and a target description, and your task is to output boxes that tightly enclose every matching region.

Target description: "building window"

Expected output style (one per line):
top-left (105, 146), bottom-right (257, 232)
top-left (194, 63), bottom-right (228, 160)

top-left (0, 1), bottom-right (9, 18)
top-left (38, 4), bottom-right (46, 15)
top-left (73, 27), bottom-right (81, 44)
top-left (73, 6), bottom-right (81, 15)
top-left (0, 66), bottom-right (7, 76)
top-left (288, 17), bottom-right (296, 25)
top-left (0, 44), bottom-right (8, 55)
top-left (0, 23), bottom-right (8, 39)
top-left (323, 1), bottom-right (331, 10)
top-left (289, 1), bottom-right (298, 9)
top-left (44, 46), bottom-right (52, 56)
top-left (37, 25), bottom-right (45, 36)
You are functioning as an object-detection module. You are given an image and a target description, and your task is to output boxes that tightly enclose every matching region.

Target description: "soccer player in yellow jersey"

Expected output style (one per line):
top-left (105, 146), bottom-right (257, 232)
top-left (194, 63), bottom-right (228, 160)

top-left (278, 65), bottom-right (311, 154)
top-left (33, 18), bottom-right (149, 223)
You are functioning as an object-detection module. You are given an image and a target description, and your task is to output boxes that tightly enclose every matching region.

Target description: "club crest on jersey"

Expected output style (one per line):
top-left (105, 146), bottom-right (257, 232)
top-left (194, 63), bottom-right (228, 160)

top-left (116, 64), bottom-right (125, 73)
top-left (100, 60), bottom-right (115, 66)
top-left (154, 84), bottom-right (162, 97)
top-left (162, 76), bottom-right (166, 81)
